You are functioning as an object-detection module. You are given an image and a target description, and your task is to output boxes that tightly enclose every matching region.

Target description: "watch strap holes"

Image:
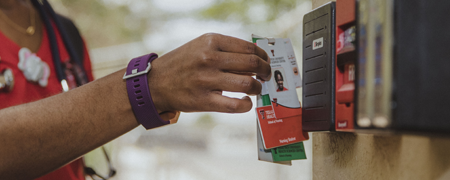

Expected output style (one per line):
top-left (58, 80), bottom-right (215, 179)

top-left (138, 102), bottom-right (145, 106)
top-left (134, 63), bottom-right (140, 67)
top-left (135, 90), bottom-right (142, 94)
top-left (134, 84), bottom-right (140, 88)
top-left (136, 96), bottom-right (143, 100)
top-left (134, 79), bottom-right (140, 82)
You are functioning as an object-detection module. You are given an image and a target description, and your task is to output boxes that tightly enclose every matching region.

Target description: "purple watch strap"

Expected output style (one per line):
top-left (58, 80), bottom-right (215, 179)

top-left (125, 53), bottom-right (169, 129)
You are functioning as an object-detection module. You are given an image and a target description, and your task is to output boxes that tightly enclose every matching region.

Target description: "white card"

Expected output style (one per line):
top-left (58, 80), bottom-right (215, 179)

top-left (256, 38), bottom-right (301, 109)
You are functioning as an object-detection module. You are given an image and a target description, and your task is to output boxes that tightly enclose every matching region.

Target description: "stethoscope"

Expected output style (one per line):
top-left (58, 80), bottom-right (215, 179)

top-left (31, 0), bottom-right (88, 92)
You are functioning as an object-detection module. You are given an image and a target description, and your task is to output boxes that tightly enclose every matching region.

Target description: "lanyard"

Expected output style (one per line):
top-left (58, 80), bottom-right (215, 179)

top-left (31, 0), bottom-right (88, 91)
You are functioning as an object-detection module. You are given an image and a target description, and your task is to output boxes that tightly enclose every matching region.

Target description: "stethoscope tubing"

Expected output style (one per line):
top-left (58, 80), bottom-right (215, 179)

top-left (31, 0), bottom-right (88, 85)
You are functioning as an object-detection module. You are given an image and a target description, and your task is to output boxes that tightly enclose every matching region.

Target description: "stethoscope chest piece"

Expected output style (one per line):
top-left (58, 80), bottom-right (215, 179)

top-left (0, 68), bottom-right (14, 92)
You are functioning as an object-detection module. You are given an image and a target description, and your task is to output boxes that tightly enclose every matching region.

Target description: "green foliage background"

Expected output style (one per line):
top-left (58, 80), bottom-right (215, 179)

top-left (50, 0), bottom-right (309, 49)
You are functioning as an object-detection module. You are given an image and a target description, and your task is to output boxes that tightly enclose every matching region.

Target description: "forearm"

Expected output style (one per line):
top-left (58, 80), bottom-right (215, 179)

top-left (0, 69), bottom-right (138, 179)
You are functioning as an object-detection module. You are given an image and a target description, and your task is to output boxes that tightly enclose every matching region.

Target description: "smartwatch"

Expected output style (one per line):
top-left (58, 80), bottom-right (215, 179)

top-left (123, 53), bottom-right (173, 129)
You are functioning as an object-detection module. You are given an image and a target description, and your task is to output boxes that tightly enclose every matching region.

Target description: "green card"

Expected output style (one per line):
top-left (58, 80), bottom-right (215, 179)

top-left (271, 142), bottom-right (307, 161)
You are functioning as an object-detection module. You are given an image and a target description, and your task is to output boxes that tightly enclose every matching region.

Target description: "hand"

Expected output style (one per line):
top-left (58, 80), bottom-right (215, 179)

top-left (148, 33), bottom-right (271, 113)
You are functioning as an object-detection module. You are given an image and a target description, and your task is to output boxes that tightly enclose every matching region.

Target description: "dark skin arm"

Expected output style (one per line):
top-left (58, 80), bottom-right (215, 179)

top-left (0, 33), bottom-right (271, 179)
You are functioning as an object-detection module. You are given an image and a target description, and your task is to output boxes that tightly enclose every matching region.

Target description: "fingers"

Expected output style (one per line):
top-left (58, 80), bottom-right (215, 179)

top-left (154, 33), bottom-right (273, 114)
top-left (202, 33), bottom-right (269, 63)
top-left (204, 94), bottom-right (253, 113)
top-left (212, 52), bottom-right (271, 81)
top-left (211, 73), bottom-right (262, 95)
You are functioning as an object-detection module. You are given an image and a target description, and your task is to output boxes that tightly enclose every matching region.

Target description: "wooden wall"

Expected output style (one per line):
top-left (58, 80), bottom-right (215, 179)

top-left (313, 132), bottom-right (450, 180)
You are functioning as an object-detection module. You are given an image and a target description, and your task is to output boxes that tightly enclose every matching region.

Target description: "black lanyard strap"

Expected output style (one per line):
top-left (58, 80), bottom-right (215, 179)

top-left (42, 0), bottom-right (87, 82)
top-left (31, 0), bottom-right (89, 87)
top-left (31, 0), bottom-right (65, 83)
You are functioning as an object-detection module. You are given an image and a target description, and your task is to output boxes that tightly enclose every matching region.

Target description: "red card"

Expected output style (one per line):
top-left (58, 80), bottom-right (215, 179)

top-left (271, 101), bottom-right (302, 119)
top-left (257, 106), bottom-right (309, 149)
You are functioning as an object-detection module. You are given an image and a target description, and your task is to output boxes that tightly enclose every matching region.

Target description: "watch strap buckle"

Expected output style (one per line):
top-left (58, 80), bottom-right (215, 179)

top-left (123, 62), bottom-right (151, 80)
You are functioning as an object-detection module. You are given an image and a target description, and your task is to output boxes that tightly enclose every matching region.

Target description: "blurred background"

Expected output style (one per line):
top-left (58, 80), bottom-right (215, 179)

top-left (49, 0), bottom-right (313, 179)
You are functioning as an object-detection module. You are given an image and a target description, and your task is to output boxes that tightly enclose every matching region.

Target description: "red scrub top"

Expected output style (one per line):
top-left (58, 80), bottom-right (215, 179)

top-left (0, 20), bottom-right (94, 180)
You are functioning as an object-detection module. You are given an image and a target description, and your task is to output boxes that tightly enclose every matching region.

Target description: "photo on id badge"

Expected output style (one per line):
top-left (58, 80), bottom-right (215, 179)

top-left (273, 68), bottom-right (289, 92)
